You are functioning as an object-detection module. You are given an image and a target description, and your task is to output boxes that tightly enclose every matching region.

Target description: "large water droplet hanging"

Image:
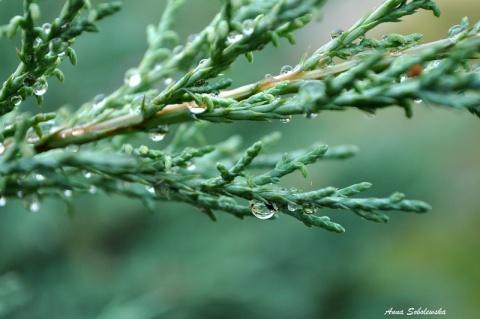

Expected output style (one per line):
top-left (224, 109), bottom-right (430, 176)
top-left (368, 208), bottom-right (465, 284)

top-left (23, 194), bottom-right (41, 213)
top-left (124, 68), bottom-right (142, 87)
top-left (330, 28), bottom-right (344, 39)
top-left (249, 200), bottom-right (275, 220)
top-left (33, 78), bottom-right (48, 95)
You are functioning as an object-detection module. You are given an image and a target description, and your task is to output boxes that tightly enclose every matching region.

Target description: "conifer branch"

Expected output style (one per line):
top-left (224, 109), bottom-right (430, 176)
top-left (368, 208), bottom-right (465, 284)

top-left (0, 0), bottom-right (478, 232)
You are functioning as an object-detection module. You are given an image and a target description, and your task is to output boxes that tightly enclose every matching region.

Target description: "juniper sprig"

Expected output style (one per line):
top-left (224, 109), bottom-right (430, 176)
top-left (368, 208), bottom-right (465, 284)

top-left (0, 0), bottom-right (478, 232)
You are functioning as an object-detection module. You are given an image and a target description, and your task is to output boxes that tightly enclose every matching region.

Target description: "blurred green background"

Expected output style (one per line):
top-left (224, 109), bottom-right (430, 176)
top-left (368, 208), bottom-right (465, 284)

top-left (1, 0), bottom-right (479, 318)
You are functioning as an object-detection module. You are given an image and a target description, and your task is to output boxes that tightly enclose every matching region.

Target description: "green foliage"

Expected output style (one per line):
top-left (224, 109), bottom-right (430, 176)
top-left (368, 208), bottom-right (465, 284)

top-left (0, 0), bottom-right (479, 232)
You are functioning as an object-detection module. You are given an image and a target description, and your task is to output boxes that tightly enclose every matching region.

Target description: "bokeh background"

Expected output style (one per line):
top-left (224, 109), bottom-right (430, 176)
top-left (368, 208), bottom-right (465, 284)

top-left (1, 0), bottom-right (479, 318)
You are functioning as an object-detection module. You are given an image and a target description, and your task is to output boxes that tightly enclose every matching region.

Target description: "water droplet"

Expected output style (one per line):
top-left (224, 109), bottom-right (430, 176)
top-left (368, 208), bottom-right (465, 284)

top-left (23, 74), bottom-right (36, 87)
top-left (71, 128), bottom-right (84, 136)
top-left (163, 78), bottom-right (174, 86)
top-left (64, 189), bottom-right (72, 197)
top-left (148, 132), bottom-right (166, 141)
top-left (88, 185), bottom-right (97, 194)
top-left (287, 204), bottom-right (298, 212)
top-left (242, 19), bottom-right (254, 35)
top-left (23, 194), bottom-right (40, 213)
top-left (249, 200), bottom-right (275, 220)
top-left (280, 116), bottom-right (292, 123)
top-left (330, 28), bottom-right (344, 39)
top-left (124, 68), bottom-right (142, 87)
top-left (302, 203), bottom-right (317, 214)
top-left (83, 171), bottom-right (92, 179)
top-left (0, 143), bottom-right (5, 155)
top-left (3, 121), bottom-right (13, 130)
top-left (0, 196), bottom-right (6, 206)
top-left (93, 94), bottom-right (106, 109)
top-left (382, 34), bottom-right (389, 41)
top-left (188, 105), bottom-right (206, 114)
top-left (413, 99), bottom-right (422, 104)
top-left (400, 75), bottom-right (407, 83)
top-left (280, 65), bottom-right (293, 75)
top-left (49, 38), bottom-right (67, 56)
top-left (35, 174), bottom-right (45, 181)
top-left (33, 78), bottom-right (48, 95)
top-left (65, 144), bottom-right (79, 152)
top-left (389, 49), bottom-right (403, 57)
top-left (11, 96), bottom-right (22, 106)
top-left (42, 23), bottom-right (51, 35)
top-left (264, 74), bottom-right (274, 81)
top-left (448, 25), bottom-right (467, 40)
top-left (145, 186), bottom-right (155, 194)
top-left (154, 181), bottom-right (170, 199)
top-left (172, 45), bottom-right (184, 55)
top-left (304, 112), bottom-right (318, 119)
top-left (187, 33), bottom-right (198, 43)
top-left (364, 111), bottom-right (376, 119)
top-left (187, 163), bottom-right (196, 171)
top-left (227, 32), bottom-right (243, 44)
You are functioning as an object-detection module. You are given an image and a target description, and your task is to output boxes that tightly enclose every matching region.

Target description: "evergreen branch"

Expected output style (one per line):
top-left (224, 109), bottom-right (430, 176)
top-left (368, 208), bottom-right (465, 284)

top-left (1, 0), bottom-right (478, 232)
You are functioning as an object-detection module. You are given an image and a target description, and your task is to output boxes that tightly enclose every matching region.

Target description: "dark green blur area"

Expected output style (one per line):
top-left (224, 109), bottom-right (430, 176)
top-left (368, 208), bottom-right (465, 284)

top-left (1, 0), bottom-right (479, 318)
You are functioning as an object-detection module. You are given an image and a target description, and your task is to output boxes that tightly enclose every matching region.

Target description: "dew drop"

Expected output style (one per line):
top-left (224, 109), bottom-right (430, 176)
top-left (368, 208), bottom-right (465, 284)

top-left (92, 94), bottom-right (106, 109)
top-left (264, 74), bottom-right (274, 81)
top-left (364, 111), bottom-right (376, 120)
top-left (280, 65), bottom-right (293, 75)
top-left (0, 196), bottom-right (6, 206)
top-left (42, 23), bottom-right (51, 35)
top-left (187, 163), bottom-right (196, 171)
top-left (287, 204), bottom-right (298, 212)
top-left (302, 203), bottom-right (318, 214)
top-left (71, 128), bottom-right (84, 136)
top-left (145, 186), bottom-right (155, 194)
top-left (35, 174), bottom-right (45, 181)
top-left (83, 171), bottom-right (92, 179)
top-left (330, 28), bottom-right (344, 39)
top-left (33, 78), bottom-right (48, 95)
top-left (163, 78), bottom-right (174, 86)
top-left (227, 32), bottom-right (243, 44)
top-left (413, 99), bottom-right (422, 104)
top-left (148, 132), bottom-right (166, 141)
top-left (188, 105), bottom-right (206, 114)
top-left (304, 112), bottom-right (318, 119)
top-left (11, 96), bottom-right (22, 106)
top-left (23, 194), bottom-right (40, 213)
top-left (0, 143), bottom-right (5, 155)
top-left (249, 200), bottom-right (275, 220)
top-left (448, 25), bottom-right (467, 40)
top-left (64, 189), bottom-right (73, 197)
top-left (389, 49), bottom-right (403, 57)
top-left (3, 121), bottom-right (13, 130)
top-left (280, 116), bottom-right (292, 123)
top-left (65, 144), bottom-right (79, 152)
top-left (242, 19), bottom-right (254, 35)
top-left (88, 185), bottom-right (97, 194)
top-left (124, 68), bottom-right (142, 87)
top-left (154, 181), bottom-right (170, 199)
